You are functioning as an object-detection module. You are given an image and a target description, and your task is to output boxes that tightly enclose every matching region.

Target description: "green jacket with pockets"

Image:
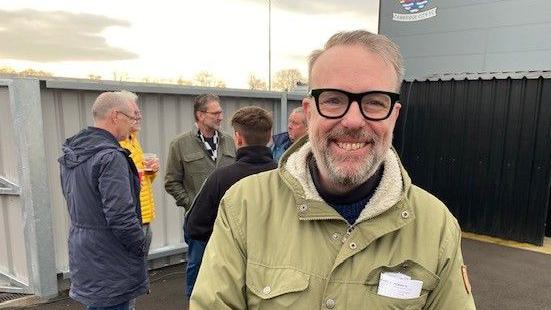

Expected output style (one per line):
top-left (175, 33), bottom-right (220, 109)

top-left (191, 136), bottom-right (476, 309)
top-left (164, 130), bottom-right (235, 211)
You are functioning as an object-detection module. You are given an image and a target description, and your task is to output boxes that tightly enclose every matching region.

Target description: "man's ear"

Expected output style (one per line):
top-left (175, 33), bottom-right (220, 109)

top-left (392, 102), bottom-right (401, 119)
top-left (302, 97), bottom-right (313, 119)
top-left (110, 109), bottom-right (119, 124)
top-left (234, 131), bottom-right (244, 147)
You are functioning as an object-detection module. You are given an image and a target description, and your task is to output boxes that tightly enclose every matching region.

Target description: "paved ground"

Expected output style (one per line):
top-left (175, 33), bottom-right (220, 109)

top-left (3, 238), bottom-right (551, 309)
top-left (8, 265), bottom-right (188, 310)
top-left (462, 238), bottom-right (551, 310)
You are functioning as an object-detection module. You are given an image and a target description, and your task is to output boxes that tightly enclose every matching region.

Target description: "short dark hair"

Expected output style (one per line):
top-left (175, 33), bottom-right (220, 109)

top-left (231, 106), bottom-right (273, 146)
top-left (193, 94), bottom-right (220, 121)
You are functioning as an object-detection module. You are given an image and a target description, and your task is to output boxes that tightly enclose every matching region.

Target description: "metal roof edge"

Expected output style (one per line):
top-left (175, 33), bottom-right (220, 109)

top-left (405, 70), bottom-right (551, 82)
top-left (36, 77), bottom-right (289, 99)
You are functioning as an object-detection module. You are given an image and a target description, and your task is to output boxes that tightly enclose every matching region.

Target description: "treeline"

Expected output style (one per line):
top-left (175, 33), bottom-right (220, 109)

top-left (0, 66), bottom-right (307, 91)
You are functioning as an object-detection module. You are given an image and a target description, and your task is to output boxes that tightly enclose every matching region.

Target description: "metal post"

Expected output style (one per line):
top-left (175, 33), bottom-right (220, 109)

top-left (268, 0), bottom-right (272, 91)
top-left (10, 78), bottom-right (58, 298)
top-left (280, 92), bottom-right (288, 133)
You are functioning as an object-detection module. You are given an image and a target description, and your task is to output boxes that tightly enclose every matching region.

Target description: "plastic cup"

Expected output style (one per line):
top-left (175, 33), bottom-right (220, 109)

top-left (143, 153), bottom-right (158, 171)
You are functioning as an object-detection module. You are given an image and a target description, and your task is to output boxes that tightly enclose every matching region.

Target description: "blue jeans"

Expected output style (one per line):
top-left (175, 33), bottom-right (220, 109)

top-left (86, 301), bottom-right (129, 310)
top-left (185, 232), bottom-right (207, 297)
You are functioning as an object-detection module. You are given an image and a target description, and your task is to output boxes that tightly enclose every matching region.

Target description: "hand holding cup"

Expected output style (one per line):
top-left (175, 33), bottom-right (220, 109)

top-left (143, 153), bottom-right (160, 172)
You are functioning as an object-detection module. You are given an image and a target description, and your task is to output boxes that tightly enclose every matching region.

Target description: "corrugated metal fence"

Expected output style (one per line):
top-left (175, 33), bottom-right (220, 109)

top-left (395, 74), bottom-right (551, 245)
top-left (2, 74), bottom-right (550, 296)
top-left (0, 77), bottom-right (302, 297)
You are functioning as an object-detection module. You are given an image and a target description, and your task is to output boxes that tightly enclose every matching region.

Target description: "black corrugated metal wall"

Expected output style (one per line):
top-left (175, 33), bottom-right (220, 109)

top-left (394, 77), bottom-right (551, 245)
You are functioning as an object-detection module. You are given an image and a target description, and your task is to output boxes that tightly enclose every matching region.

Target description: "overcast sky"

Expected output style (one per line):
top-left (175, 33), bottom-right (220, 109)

top-left (0, 0), bottom-right (379, 88)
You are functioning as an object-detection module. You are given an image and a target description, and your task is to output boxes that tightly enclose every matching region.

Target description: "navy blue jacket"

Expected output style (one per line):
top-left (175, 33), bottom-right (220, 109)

top-left (58, 127), bottom-right (148, 307)
top-left (271, 132), bottom-right (292, 163)
top-left (185, 145), bottom-right (277, 241)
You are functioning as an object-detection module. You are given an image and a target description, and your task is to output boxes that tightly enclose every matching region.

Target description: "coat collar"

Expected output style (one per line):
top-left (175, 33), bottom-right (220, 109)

top-left (279, 136), bottom-right (410, 224)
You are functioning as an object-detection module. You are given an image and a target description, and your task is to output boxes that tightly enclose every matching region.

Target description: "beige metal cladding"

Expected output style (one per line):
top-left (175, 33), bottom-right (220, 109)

top-left (0, 83), bottom-right (30, 293)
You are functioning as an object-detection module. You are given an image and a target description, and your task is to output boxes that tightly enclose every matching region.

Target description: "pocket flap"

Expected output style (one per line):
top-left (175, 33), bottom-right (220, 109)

top-left (246, 263), bottom-right (310, 299)
top-left (182, 151), bottom-right (205, 162)
top-left (366, 260), bottom-right (440, 291)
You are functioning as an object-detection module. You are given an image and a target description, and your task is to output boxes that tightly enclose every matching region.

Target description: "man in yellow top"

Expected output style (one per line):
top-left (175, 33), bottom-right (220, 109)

top-left (119, 90), bottom-right (160, 256)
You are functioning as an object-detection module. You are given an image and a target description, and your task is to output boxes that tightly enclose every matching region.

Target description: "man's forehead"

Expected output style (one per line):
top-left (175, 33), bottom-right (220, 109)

top-left (207, 100), bottom-right (222, 110)
top-left (289, 112), bottom-right (305, 121)
top-left (310, 45), bottom-right (397, 91)
top-left (128, 100), bottom-right (139, 110)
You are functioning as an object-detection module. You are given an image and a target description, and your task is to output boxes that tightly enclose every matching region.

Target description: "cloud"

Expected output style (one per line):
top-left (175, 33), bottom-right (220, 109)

top-left (243, 0), bottom-right (379, 17)
top-left (0, 9), bottom-right (138, 62)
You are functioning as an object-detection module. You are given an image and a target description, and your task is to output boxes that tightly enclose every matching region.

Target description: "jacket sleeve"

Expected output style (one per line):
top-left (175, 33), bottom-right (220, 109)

top-left (164, 140), bottom-right (191, 209)
top-left (98, 152), bottom-right (145, 257)
top-left (425, 219), bottom-right (476, 309)
top-left (185, 172), bottom-right (220, 241)
top-left (190, 196), bottom-right (247, 309)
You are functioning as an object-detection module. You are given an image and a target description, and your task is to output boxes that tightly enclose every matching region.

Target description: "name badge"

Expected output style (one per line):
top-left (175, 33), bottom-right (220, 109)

top-left (377, 272), bottom-right (423, 299)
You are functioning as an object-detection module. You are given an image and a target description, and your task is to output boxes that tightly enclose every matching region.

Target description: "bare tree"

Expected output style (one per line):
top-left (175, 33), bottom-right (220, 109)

top-left (193, 71), bottom-right (226, 88)
top-left (248, 74), bottom-right (267, 90)
top-left (272, 68), bottom-right (305, 91)
top-left (142, 76), bottom-right (161, 83)
top-left (87, 74), bottom-right (102, 80)
top-left (0, 66), bottom-right (17, 75)
top-left (112, 71), bottom-right (129, 81)
top-left (0, 66), bottom-right (52, 77)
top-left (177, 76), bottom-right (193, 86)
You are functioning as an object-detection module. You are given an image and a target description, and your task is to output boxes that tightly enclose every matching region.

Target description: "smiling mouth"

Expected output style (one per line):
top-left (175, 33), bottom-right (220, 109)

top-left (335, 142), bottom-right (368, 151)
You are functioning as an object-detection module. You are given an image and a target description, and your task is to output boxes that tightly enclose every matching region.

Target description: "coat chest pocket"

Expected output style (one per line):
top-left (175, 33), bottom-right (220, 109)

top-left (246, 263), bottom-right (310, 309)
top-left (182, 151), bottom-right (208, 173)
top-left (363, 260), bottom-right (440, 309)
top-left (182, 151), bottom-right (209, 187)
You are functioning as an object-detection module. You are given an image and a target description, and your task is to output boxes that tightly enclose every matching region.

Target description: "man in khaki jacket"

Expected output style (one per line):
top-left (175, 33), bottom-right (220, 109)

top-left (164, 93), bottom-right (235, 298)
top-left (191, 30), bottom-right (476, 309)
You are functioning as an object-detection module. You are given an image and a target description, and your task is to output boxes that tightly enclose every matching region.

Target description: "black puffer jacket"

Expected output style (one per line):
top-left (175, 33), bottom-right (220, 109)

top-left (58, 127), bottom-right (148, 307)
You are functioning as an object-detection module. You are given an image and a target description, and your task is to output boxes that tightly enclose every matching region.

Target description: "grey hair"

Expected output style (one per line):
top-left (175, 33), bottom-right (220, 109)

top-left (119, 90), bottom-right (138, 103)
top-left (92, 91), bottom-right (134, 120)
top-left (308, 30), bottom-right (404, 91)
top-left (290, 107), bottom-right (307, 126)
top-left (194, 93), bottom-right (220, 121)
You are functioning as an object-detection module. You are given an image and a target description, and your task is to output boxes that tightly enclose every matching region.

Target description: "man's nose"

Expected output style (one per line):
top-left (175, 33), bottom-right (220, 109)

top-left (340, 101), bottom-right (365, 128)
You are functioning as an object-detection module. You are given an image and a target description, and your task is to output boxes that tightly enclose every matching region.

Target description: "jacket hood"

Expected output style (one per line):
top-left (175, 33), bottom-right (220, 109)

top-left (279, 135), bottom-right (410, 224)
top-left (58, 127), bottom-right (121, 169)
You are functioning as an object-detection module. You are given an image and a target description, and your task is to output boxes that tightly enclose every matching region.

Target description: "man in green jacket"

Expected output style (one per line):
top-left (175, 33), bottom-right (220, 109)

top-left (191, 30), bottom-right (476, 309)
top-left (164, 93), bottom-right (235, 298)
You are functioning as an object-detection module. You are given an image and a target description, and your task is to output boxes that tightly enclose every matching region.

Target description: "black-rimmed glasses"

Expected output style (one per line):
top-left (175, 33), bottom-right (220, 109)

top-left (310, 88), bottom-right (400, 121)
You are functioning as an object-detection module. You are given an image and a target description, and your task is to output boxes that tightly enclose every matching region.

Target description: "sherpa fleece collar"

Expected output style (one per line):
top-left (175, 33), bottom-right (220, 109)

top-left (283, 141), bottom-right (404, 224)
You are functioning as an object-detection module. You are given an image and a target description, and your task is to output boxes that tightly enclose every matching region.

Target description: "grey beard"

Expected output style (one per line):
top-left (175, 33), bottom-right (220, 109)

top-left (311, 128), bottom-right (390, 188)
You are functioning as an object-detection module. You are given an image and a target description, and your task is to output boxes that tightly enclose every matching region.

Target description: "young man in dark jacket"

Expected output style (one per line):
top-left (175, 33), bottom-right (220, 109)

top-left (184, 106), bottom-right (277, 295)
top-left (58, 91), bottom-right (148, 310)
